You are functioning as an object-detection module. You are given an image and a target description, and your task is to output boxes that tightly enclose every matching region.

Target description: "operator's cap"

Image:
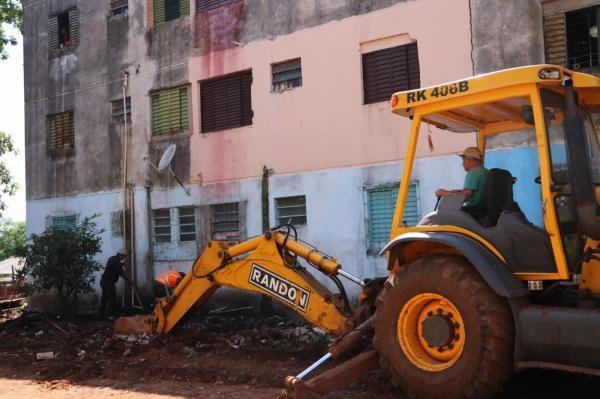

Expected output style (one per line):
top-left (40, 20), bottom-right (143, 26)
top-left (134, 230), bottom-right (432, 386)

top-left (458, 147), bottom-right (483, 160)
top-left (117, 248), bottom-right (128, 256)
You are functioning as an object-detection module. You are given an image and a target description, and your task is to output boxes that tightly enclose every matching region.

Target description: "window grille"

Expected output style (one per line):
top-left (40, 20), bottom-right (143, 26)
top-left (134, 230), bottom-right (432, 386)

top-left (566, 6), bottom-right (600, 71)
top-left (367, 183), bottom-right (419, 252)
top-left (111, 97), bottom-right (131, 120)
top-left (179, 207), bottom-right (196, 242)
top-left (154, 209), bottom-right (172, 243)
top-left (151, 87), bottom-right (189, 135)
top-left (200, 71), bottom-right (253, 133)
top-left (48, 111), bottom-right (75, 154)
top-left (197, 0), bottom-right (240, 13)
top-left (110, 0), bottom-right (129, 16)
top-left (362, 42), bottom-right (420, 104)
top-left (275, 196), bottom-right (307, 226)
top-left (211, 202), bottom-right (240, 242)
top-left (272, 59), bottom-right (302, 92)
top-left (51, 215), bottom-right (77, 231)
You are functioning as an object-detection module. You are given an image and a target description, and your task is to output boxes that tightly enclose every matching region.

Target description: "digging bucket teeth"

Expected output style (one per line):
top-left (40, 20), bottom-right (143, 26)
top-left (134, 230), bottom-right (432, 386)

top-left (112, 315), bottom-right (155, 335)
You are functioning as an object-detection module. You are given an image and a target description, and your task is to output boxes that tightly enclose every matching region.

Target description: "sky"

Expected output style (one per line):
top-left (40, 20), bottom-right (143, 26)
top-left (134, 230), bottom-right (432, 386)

top-left (0, 26), bottom-right (25, 222)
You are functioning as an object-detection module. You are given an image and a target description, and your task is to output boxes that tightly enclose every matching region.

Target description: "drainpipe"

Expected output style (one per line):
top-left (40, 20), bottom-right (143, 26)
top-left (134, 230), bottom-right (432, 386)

top-left (145, 179), bottom-right (155, 295)
top-left (129, 184), bottom-right (136, 306)
top-left (122, 71), bottom-right (130, 306)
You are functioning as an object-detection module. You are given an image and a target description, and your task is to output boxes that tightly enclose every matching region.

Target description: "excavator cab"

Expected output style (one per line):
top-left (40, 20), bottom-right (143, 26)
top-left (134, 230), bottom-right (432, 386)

top-left (375, 65), bottom-right (600, 399)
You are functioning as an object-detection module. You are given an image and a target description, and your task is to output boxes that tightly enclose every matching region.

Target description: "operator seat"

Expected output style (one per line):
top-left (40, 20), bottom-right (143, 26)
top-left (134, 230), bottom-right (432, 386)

top-left (418, 168), bottom-right (556, 273)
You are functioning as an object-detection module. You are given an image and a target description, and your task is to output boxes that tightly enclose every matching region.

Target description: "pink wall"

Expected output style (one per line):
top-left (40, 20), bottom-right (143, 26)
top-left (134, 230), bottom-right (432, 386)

top-left (188, 0), bottom-right (476, 184)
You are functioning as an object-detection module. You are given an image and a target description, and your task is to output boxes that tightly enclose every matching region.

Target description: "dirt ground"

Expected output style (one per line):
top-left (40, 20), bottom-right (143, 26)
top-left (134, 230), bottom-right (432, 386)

top-left (0, 308), bottom-right (598, 399)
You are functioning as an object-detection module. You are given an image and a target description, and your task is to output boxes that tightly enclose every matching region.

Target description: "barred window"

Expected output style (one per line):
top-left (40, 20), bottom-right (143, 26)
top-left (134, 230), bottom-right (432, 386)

top-left (154, 209), bottom-right (172, 243)
top-left (366, 183), bottom-right (419, 253)
top-left (275, 196), bottom-right (306, 226)
top-left (111, 97), bottom-right (131, 121)
top-left (211, 202), bottom-right (240, 242)
top-left (179, 207), bottom-right (196, 242)
top-left (110, 0), bottom-right (129, 16)
top-left (51, 215), bottom-right (77, 231)
top-left (272, 59), bottom-right (302, 92)
top-left (48, 111), bottom-right (75, 155)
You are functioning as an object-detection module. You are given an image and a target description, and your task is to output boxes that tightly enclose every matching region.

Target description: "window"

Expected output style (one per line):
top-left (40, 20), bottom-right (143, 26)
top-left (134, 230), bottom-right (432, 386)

top-left (49, 9), bottom-right (80, 51)
top-left (201, 71), bottom-right (253, 133)
top-left (111, 211), bottom-right (123, 237)
top-left (154, 0), bottom-right (190, 24)
top-left (48, 111), bottom-right (75, 154)
top-left (566, 6), bottom-right (599, 71)
top-left (366, 183), bottom-right (419, 253)
top-left (51, 215), bottom-right (77, 231)
top-left (110, 0), bottom-right (129, 16)
top-left (272, 59), bottom-right (302, 92)
top-left (111, 97), bottom-right (131, 121)
top-left (154, 209), bottom-right (172, 243)
top-left (211, 202), bottom-right (240, 241)
top-left (362, 42), bottom-right (420, 104)
top-left (179, 207), bottom-right (196, 242)
top-left (151, 87), bottom-right (189, 135)
top-left (197, 0), bottom-right (240, 13)
top-left (275, 196), bottom-right (307, 226)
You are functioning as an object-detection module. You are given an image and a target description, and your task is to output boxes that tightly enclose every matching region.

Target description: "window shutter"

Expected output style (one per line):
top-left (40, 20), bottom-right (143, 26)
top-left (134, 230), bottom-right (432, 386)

top-left (49, 15), bottom-right (59, 50)
top-left (152, 87), bottom-right (189, 135)
top-left (154, 0), bottom-right (166, 24)
top-left (197, 0), bottom-right (239, 13)
top-left (362, 42), bottom-right (420, 104)
top-left (180, 0), bottom-right (190, 16)
top-left (544, 13), bottom-right (566, 66)
top-left (48, 112), bottom-right (75, 154)
top-left (69, 9), bottom-right (80, 46)
top-left (201, 71), bottom-right (253, 133)
top-left (367, 183), bottom-right (419, 253)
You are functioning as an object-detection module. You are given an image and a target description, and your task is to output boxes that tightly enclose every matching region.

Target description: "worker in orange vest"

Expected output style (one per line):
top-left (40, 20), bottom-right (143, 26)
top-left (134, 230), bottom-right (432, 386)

top-left (153, 270), bottom-right (186, 300)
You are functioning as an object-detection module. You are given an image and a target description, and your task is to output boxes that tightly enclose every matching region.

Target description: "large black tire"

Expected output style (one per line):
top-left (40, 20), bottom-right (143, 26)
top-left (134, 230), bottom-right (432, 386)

top-left (373, 254), bottom-right (514, 399)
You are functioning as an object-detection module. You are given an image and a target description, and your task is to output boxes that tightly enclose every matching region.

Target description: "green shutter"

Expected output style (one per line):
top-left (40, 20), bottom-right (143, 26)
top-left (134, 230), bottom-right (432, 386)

top-left (154, 0), bottom-right (166, 24)
top-left (367, 183), bottom-right (419, 248)
top-left (49, 15), bottom-right (59, 50)
top-left (180, 0), bottom-right (190, 16)
top-left (152, 87), bottom-right (189, 135)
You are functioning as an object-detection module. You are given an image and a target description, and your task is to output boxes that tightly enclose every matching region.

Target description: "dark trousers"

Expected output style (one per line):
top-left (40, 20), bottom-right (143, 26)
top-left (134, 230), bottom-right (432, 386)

top-left (100, 278), bottom-right (120, 317)
top-left (153, 281), bottom-right (169, 299)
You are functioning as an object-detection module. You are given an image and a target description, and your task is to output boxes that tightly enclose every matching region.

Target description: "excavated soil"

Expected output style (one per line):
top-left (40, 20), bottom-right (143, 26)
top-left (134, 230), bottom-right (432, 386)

top-left (0, 309), bottom-right (598, 399)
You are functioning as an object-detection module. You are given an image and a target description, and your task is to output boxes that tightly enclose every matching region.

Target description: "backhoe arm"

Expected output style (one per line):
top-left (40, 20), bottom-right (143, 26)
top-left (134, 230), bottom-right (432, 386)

top-left (116, 231), bottom-right (358, 336)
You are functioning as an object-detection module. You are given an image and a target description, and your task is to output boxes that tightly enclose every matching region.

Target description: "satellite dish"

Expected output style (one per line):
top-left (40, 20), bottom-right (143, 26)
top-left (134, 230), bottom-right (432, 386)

top-left (158, 144), bottom-right (176, 172)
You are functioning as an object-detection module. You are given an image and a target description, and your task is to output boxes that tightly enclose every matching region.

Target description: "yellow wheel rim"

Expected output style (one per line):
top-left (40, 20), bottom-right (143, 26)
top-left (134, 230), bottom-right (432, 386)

top-left (397, 293), bottom-right (466, 372)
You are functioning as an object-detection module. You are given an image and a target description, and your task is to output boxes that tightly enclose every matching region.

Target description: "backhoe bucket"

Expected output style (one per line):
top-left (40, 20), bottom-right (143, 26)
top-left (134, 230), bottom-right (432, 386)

top-left (112, 315), bottom-right (154, 335)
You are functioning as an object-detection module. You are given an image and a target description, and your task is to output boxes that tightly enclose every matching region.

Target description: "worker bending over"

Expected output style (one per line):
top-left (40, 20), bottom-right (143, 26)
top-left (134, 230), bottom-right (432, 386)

top-left (153, 270), bottom-right (186, 300)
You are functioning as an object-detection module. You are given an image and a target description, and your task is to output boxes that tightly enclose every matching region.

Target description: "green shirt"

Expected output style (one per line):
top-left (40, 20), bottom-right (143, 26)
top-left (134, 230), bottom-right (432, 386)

top-left (463, 166), bottom-right (488, 207)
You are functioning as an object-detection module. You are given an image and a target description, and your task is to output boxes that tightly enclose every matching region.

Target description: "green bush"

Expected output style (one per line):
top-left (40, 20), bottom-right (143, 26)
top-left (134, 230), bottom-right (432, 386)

top-left (22, 215), bottom-right (104, 309)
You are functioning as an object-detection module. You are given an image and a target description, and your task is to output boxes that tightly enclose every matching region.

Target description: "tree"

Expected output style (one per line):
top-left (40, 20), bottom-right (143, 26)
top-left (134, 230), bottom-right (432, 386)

top-left (0, 131), bottom-right (17, 214)
top-left (0, 0), bottom-right (22, 60)
top-left (22, 215), bottom-right (104, 310)
top-left (0, 219), bottom-right (25, 260)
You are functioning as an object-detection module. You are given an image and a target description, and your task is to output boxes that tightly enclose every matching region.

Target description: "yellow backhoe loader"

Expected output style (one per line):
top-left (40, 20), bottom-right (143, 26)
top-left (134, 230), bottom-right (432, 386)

top-left (116, 65), bottom-right (600, 399)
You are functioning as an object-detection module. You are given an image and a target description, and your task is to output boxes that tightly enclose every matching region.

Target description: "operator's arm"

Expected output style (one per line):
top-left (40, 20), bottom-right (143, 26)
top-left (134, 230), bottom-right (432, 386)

top-left (435, 188), bottom-right (474, 199)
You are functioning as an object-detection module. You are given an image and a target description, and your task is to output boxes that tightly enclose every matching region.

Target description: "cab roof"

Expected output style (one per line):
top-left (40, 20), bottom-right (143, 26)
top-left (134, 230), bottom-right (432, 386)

top-left (390, 64), bottom-right (600, 133)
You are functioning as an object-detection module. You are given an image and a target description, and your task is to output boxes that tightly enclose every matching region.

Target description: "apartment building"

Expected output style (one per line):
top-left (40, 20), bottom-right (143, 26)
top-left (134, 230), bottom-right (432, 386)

top-left (24, 0), bottom-right (554, 309)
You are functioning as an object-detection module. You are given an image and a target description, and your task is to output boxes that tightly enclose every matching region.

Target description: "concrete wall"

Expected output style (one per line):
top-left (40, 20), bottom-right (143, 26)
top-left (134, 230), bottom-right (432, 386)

top-left (470, 0), bottom-right (545, 74)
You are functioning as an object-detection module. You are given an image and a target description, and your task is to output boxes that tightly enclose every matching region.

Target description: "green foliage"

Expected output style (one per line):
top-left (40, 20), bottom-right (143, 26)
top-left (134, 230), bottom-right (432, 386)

top-left (23, 215), bottom-right (104, 308)
top-left (0, 1), bottom-right (22, 60)
top-left (0, 131), bottom-right (17, 214)
top-left (0, 219), bottom-right (25, 260)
